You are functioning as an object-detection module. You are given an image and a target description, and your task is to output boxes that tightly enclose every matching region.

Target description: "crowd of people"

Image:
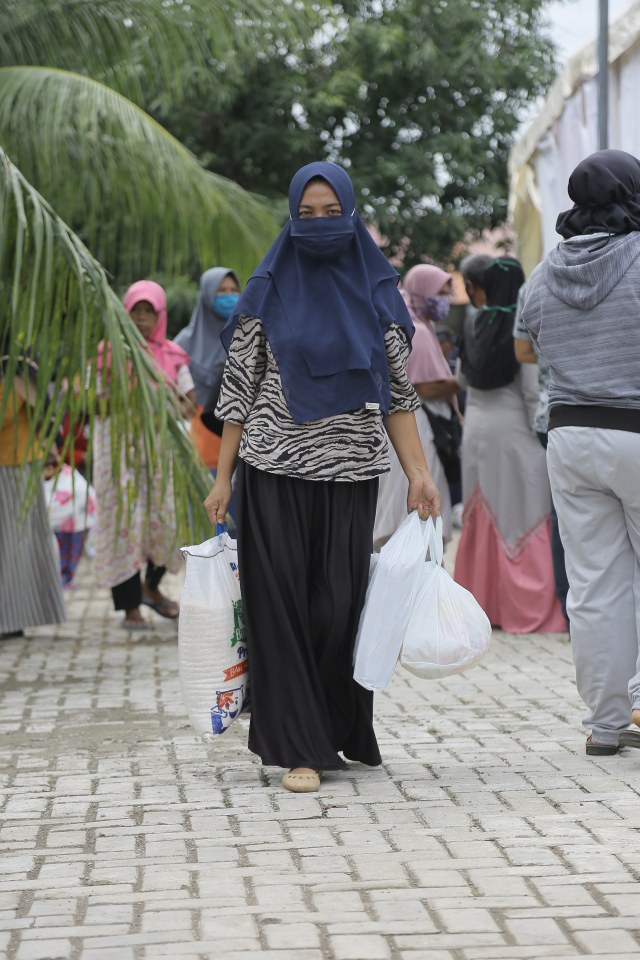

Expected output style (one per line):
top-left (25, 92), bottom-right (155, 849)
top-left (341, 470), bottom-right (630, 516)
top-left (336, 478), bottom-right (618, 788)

top-left (2, 150), bottom-right (639, 786)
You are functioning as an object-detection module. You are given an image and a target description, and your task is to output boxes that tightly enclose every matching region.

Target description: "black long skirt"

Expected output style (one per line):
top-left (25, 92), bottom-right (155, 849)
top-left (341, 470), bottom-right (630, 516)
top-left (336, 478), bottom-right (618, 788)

top-left (237, 462), bottom-right (382, 771)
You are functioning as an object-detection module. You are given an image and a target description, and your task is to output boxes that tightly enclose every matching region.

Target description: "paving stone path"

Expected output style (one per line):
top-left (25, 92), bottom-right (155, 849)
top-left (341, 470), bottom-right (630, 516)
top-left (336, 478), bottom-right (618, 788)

top-left (2, 551), bottom-right (640, 960)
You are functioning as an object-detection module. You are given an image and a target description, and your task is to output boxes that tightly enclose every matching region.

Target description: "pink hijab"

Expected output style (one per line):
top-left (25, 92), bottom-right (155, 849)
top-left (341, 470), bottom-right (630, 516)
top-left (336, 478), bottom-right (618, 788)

top-left (98, 280), bottom-right (189, 384)
top-left (402, 265), bottom-right (453, 385)
top-left (124, 281), bottom-right (189, 382)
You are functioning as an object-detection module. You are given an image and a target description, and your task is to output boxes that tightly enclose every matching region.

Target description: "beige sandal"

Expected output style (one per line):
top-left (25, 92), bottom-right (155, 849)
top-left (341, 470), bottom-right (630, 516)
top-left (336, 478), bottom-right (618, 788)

top-left (281, 768), bottom-right (321, 793)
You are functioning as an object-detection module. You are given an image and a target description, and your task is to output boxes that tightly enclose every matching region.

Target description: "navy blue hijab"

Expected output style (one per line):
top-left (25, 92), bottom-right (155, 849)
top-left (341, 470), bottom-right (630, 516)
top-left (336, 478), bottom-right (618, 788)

top-left (222, 161), bottom-right (414, 423)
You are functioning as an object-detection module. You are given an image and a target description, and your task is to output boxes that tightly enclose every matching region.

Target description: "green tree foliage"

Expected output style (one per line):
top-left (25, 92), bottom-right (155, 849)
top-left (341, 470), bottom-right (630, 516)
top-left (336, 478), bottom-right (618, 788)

top-left (0, 0), bottom-right (313, 285)
top-left (155, 0), bottom-right (556, 266)
top-left (0, 67), bottom-right (280, 286)
top-left (0, 0), bottom-right (318, 538)
top-left (0, 148), bottom-right (211, 538)
top-left (0, 0), bottom-right (312, 105)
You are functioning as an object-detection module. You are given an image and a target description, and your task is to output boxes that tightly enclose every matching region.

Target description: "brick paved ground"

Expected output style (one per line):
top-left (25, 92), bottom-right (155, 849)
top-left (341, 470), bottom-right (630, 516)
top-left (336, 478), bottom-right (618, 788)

top-left (2, 546), bottom-right (640, 960)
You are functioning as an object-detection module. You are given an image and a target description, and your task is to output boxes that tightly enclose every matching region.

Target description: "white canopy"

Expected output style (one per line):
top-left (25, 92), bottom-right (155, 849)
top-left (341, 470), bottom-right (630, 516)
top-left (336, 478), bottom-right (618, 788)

top-left (508, 0), bottom-right (640, 274)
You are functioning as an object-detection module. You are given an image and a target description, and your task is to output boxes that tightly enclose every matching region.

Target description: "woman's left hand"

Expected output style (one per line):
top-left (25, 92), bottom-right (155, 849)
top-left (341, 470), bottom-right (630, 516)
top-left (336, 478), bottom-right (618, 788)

top-left (407, 471), bottom-right (441, 520)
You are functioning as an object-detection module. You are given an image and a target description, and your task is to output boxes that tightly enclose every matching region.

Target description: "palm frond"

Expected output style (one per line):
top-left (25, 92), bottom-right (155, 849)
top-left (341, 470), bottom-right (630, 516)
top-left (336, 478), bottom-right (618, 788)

top-left (0, 66), bottom-right (279, 284)
top-left (0, 0), bottom-right (315, 99)
top-left (0, 146), bottom-right (212, 543)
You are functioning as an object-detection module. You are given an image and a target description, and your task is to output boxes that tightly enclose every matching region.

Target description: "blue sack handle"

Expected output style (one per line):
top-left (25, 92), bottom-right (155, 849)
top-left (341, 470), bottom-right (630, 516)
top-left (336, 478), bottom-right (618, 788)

top-left (215, 521), bottom-right (226, 536)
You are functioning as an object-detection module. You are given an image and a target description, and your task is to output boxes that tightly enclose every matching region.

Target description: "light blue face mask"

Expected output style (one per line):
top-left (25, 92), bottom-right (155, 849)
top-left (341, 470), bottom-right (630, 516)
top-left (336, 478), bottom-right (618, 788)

top-left (212, 293), bottom-right (240, 319)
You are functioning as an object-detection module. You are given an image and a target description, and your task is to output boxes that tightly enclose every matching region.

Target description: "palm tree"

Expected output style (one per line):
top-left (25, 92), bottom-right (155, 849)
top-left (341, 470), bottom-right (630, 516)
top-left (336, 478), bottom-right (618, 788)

top-left (0, 66), bottom-right (280, 283)
top-left (0, 0), bottom-right (314, 539)
top-left (1, 148), bottom-right (212, 539)
top-left (0, 0), bottom-right (302, 279)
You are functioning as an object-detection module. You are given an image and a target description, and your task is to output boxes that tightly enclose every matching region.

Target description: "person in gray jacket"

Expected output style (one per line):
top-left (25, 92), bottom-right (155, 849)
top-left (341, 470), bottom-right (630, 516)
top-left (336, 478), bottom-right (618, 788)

top-left (522, 149), bottom-right (640, 756)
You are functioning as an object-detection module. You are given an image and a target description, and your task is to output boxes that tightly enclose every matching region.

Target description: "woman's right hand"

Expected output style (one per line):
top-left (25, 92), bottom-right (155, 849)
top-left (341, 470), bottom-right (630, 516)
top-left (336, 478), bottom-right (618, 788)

top-left (204, 477), bottom-right (232, 525)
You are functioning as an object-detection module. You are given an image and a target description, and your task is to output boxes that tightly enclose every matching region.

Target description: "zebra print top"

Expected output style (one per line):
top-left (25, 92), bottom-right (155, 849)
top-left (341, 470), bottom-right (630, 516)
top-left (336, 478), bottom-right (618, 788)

top-left (215, 315), bottom-right (420, 481)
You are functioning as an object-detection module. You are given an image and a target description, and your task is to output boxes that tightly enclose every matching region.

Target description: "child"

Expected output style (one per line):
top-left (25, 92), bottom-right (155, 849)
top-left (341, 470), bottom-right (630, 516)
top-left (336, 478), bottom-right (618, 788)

top-left (43, 451), bottom-right (97, 588)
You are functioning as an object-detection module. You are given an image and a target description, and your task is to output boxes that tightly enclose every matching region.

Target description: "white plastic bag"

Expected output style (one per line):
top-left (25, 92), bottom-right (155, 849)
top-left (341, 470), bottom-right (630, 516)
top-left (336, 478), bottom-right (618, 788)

top-left (178, 530), bottom-right (248, 741)
top-left (354, 511), bottom-right (427, 691)
top-left (43, 463), bottom-right (97, 533)
top-left (401, 517), bottom-right (491, 679)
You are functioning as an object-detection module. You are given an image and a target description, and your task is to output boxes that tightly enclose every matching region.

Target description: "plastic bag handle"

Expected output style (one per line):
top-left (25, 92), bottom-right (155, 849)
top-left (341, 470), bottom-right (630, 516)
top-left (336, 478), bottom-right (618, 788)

top-left (426, 515), bottom-right (443, 566)
top-left (215, 521), bottom-right (226, 536)
top-left (419, 515), bottom-right (434, 556)
top-left (404, 514), bottom-right (444, 626)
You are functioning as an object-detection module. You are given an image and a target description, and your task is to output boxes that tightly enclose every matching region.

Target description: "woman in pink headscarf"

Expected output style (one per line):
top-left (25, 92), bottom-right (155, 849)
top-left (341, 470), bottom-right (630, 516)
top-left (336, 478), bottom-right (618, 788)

top-left (373, 264), bottom-right (459, 548)
top-left (93, 281), bottom-right (197, 629)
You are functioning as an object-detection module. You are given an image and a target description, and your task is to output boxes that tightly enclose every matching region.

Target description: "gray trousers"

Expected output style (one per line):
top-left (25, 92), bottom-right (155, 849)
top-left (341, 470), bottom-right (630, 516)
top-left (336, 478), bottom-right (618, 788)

top-left (547, 427), bottom-right (640, 744)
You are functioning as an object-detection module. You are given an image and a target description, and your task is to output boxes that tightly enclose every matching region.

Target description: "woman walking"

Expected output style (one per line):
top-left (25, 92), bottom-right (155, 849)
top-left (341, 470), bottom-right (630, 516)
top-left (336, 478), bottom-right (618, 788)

top-left (373, 264), bottom-right (458, 548)
top-left (204, 161), bottom-right (440, 792)
top-left (93, 281), bottom-right (196, 629)
top-left (454, 255), bottom-right (565, 634)
top-left (174, 268), bottom-right (242, 475)
top-left (522, 149), bottom-right (640, 754)
top-left (0, 354), bottom-right (65, 638)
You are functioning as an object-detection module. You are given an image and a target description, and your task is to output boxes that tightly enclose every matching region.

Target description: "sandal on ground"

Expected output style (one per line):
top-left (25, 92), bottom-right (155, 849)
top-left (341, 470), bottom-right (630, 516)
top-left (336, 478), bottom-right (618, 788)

top-left (618, 727), bottom-right (640, 749)
top-left (141, 597), bottom-right (179, 620)
top-left (585, 734), bottom-right (618, 756)
top-left (281, 768), bottom-right (321, 793)
top-left (121, 617), bottom-right (151, 631)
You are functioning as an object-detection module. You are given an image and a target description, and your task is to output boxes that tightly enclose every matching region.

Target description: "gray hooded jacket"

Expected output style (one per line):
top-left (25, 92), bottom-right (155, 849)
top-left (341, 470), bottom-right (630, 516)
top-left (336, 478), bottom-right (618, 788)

top-left (522, 232), bottom-right (640, 415)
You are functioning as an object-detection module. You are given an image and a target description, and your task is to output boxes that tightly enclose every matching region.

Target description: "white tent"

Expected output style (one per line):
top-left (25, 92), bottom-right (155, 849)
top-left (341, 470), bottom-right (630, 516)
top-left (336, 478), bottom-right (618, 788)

top-left (508, 0), bottom-right (640, 275)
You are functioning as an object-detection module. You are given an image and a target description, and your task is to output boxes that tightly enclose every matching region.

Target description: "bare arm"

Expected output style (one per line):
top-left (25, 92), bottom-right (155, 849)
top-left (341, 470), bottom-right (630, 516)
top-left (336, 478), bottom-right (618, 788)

top-left (514, 338), bottom-right (537, 364)
top-left (414, 378), bottom-right (460, 401)
top-left (385, 410), bottom-right (440, 518)
top-left (177, 388), bottom-right (197, 419)
top-left (203, 422), bottom-right (243, 524)
top-left (519, 362), bottom-right (541, 431)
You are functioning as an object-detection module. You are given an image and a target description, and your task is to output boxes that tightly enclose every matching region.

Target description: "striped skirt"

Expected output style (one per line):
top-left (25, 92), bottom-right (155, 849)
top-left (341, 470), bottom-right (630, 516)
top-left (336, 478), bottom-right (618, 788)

top-left (0, 466), bottom-right (66, 634)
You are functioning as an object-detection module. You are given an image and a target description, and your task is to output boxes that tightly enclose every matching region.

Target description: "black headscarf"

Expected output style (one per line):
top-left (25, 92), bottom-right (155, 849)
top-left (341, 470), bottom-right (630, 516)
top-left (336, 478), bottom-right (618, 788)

top-left (459, 257), bottom-right (524, 391)
top-left (481, 257), bottom-right (525, 310)
top-left (556, 149), bottom-right (640, 239)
